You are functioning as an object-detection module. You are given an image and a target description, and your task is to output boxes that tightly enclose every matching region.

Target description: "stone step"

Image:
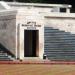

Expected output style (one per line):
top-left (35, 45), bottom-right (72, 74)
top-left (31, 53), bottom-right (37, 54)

top-left (45, 45), bottom-right (75, 47)
top-left (0, 55), bottom-right (8, 57)
top-left (44, 34), bottom-right (75, 36)
top-left (0, 50), bottom-right (14, 61)
top-left (44, 27), bottom-right (75, 60)
top-left (45, 42), bottom-right (75, 44)
top-left (44, 36), bottom-right (75, 38)
top-left (0, 58), bottom-right (12, 61)
top-left (47, 57), bottom-right (75, 61)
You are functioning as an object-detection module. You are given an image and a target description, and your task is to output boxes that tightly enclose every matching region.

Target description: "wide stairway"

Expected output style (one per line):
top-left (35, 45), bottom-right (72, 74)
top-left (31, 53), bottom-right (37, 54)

top-left (44, 27), bottom-right (75, 61)
top-left (0, 50), bottom-right (14, 61)
top-left (0, 43), bottom-right (15, 61)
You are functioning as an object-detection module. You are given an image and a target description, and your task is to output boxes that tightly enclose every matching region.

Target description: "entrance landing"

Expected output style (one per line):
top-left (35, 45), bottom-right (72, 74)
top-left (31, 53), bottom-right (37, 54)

top-left (0, 60), bottom-right (75, 64)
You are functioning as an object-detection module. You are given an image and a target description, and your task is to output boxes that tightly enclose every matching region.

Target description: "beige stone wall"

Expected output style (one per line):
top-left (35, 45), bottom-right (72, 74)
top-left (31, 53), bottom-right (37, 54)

top-left (16, 9), bottom-right (44, 59)
top-left (0, 15), bottom-right (16, 56)
top-left (16, 8), bottom-right (75, 59)
top-left (45, 17), bottom-right (75, 34)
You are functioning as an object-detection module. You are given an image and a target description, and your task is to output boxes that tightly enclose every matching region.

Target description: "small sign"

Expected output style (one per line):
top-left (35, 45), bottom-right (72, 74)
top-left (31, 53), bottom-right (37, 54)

top-left (21, 21), bottom-right (41, 29)
top-left (27, 27), bottom-right (36, 29)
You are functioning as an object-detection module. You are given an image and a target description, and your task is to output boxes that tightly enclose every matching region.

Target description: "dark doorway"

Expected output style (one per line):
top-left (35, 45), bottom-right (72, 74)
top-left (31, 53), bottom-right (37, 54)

top-left (24, 30), bottom-right (39, 57)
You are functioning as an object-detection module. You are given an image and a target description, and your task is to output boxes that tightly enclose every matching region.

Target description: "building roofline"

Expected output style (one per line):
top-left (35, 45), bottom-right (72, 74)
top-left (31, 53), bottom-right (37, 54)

top-left (44, 13), bottom-right (75, 19)
top-left (7, 2), bottom-right (72, 8)
top-left (0, 1), bottom-right (10, 9)
top-left (0, 9), bottom-right (17, 16)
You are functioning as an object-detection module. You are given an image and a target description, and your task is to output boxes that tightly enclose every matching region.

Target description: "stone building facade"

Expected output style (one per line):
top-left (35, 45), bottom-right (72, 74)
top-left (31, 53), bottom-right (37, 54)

top-left (0, 1), bottom-right (75, 60)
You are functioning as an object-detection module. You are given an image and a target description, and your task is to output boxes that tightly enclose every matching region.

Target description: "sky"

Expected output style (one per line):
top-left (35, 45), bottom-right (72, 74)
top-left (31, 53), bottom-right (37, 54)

top-left (43, 0), bottom-right (75, 12)
top-left (68, 0), bottom-right (75, 12)
top-left (62, 0), bottom-right (75, 12)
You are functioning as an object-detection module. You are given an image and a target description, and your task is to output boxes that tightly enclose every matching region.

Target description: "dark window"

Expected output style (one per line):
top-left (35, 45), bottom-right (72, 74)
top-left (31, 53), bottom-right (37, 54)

top-left (60, 8), bottom-right (66, 12)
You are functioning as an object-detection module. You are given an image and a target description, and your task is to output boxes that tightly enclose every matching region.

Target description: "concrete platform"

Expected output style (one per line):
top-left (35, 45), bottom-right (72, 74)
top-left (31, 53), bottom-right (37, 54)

top-left (0, 60), bottom-right (75, 64)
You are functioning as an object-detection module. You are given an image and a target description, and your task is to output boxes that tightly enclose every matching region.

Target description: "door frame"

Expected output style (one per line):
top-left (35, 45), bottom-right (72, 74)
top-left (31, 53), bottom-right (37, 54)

top-left (19, 24), bottom-right (44, 60)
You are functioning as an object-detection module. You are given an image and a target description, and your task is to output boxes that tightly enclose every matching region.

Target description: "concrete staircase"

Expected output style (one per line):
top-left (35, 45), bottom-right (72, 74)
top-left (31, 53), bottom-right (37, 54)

top-left (44, 27), bottom-right (75, 61)
top-left (0, 50), bottom-right (14, 61)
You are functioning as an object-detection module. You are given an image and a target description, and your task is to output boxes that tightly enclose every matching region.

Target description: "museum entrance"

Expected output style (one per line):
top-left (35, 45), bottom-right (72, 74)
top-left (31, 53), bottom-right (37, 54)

top-left (24, 30), bottom-right (39, 57)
